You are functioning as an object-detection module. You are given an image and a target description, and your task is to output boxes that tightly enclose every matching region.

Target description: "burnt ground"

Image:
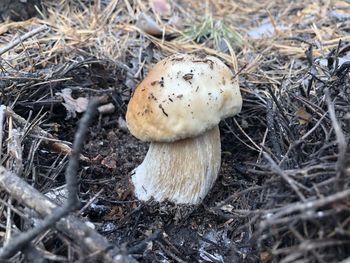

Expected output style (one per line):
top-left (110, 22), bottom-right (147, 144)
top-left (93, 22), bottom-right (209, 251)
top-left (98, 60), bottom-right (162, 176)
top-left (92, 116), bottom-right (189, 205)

top-left (1, 0), bottom-right (350, 262)
top-left (80, 116), bottom-right (259, 262)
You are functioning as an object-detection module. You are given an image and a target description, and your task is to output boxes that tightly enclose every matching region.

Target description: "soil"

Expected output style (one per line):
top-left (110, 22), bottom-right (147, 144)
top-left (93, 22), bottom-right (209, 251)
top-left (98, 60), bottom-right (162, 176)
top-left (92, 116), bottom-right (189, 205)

top-left (0, 0), bottom-right (41, 21)
top-left (72, 111), bottom-right (259, 262)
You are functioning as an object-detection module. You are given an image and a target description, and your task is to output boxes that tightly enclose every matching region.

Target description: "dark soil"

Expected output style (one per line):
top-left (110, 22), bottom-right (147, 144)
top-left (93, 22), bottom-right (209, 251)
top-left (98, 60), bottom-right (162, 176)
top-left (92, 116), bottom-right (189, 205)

top-left (74, 108), bottom-right (259, 262)
top-left (0, 0), bottom-right (41, 22)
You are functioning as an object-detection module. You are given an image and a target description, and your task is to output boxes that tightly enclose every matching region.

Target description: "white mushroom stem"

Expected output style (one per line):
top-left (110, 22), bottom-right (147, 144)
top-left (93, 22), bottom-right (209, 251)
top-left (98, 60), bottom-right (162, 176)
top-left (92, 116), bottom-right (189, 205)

top-left (131, 126), bottom-right (221, 204)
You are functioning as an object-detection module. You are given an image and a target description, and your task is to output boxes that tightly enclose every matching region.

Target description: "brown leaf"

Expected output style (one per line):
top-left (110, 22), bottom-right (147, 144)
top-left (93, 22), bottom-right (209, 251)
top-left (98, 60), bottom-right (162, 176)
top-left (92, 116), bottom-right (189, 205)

top-left (136, 12), bottom-right (162, 36)
top-left (295, 107), bottom-right (312, 125)
top-left (104, 207), bottom-right (123, 220)
top-left (260, 251), bottom-right (271, 263)
top-left (56, 88), bottom-right (89, 119)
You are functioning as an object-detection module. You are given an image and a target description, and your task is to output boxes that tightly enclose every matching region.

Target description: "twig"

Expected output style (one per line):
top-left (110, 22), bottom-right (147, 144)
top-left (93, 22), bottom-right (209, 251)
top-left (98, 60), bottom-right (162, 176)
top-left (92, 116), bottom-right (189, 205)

top-left (213, 185), bottom-right (265, 210)
top-left (0, 25), bottom-right (49, 56)
top-left (155, 241), bottom-right (187, 263)
top-left (233, 118), bottom-right (262, 152)
top-left (23, 243), bottom-right (46, 263)
top-left (325, 92), bottom-right (348, 189)
top-left (0, 98), bottom-right (99, 259)
top-left (266, 98), bottom-right (283, 159)
top-left (264, 152), bottom-right (306, 201)
top-left (128, 230), bottom-right (161, 254)
top-left (4, 106), bottom-right (88, 161)
top-left (78, 188), bottom-right (104, 214)
top-left (5, 197), bottom-right (12, 245)
top-left (289, 225), bottom-right (326, 263)
top-left (267, 85), bottom-right (290, 126)
top-left (0, 105), bottom-right (5, 159)
top-left (0, 166), bottom-right (137, 262)
top-left (300, 112), bottom-right (328, 141)
top-left (66, 98), bottom-right (99, 208)
top-left (260, 188), bottom-right (350, 228)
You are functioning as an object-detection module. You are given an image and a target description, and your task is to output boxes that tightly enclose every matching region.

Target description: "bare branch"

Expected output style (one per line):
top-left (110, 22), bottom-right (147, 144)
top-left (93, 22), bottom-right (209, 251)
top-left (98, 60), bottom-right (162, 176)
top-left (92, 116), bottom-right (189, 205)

top-left (4, 106), bottom-right (88, 161)
top-left (264, 152), bottom-right (306, 201)
top-left (325, 93), bottom-right (348, 188)
top-left (0, 166), bottom-right (137, 262)
top-left (0, 25), bottom-right (49, 56)
top-left (260, 188), bottom-right (350, 228)
top-left (0, 99), bottom-right (99, 259)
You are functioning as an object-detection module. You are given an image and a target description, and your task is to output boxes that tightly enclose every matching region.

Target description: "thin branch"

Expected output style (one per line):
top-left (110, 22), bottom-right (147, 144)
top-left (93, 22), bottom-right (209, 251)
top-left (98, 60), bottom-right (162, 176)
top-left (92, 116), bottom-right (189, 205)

top-left (266, 98), bottom-right (283, 159)
top-left (65, 98), bottom-right (99, 208)
top-left (4, 106), bottom-right (88, 161)
top-left (0, 98), bottom-right (99, 259)
top-left (325, 92), bottom-right (348, 189)
top-left (0, 25), bottom-right (49, 56)
top-left (128, 230), bottom-right (162, 254)
top-left (264, 152), bottom-right (306, 201)
top-left (260, 188), bottom-right (350, 228)
top-left (0, 105), bottom-right (5, 159)
top-left (0, 166), bottom-right (137, 263)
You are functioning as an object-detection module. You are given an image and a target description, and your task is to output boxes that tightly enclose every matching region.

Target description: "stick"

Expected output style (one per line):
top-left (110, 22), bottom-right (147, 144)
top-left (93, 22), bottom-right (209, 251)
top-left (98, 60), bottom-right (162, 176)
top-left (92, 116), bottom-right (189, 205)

top-left (325, 93), bottom-right (348, 189)
top-left (0, 98), bottom-right (99, 259)
top-left (4, 106), bottom-right (89, 161)
top-left (0, 105), bottom-right (5, 159)
top-left (266, 99), bottom-right (283, 159)
top-left (264, 152), bottom-right (306, 201)
top-left (0, 25), bottom-right (49, 56)
top-left (261, 188), bottom-right (350, 227)
top-left (0, 167), bottom-right (137, 262)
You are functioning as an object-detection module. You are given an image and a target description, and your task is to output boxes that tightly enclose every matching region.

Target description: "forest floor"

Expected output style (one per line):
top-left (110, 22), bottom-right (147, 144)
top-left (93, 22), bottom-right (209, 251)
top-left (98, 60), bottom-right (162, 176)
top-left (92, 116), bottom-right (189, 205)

top-left (0, 0), bottom-right (350, 262)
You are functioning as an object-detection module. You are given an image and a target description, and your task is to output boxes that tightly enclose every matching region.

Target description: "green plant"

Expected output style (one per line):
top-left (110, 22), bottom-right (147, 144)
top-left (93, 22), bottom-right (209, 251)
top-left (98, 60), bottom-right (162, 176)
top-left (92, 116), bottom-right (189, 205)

top-left (185, 16), bottom-right (242, 50)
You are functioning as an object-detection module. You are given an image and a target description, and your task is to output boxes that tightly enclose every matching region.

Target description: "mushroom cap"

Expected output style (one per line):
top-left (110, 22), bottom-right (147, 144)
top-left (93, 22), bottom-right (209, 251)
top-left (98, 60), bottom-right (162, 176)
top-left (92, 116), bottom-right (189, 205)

top-left (126, 53), bottom-right (242, 142)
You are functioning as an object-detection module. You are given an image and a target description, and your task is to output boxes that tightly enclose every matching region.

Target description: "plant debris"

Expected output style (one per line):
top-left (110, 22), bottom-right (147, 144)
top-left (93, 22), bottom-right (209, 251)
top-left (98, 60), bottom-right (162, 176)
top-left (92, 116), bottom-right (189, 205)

top-left (0, 0), bottom-right (349, 262)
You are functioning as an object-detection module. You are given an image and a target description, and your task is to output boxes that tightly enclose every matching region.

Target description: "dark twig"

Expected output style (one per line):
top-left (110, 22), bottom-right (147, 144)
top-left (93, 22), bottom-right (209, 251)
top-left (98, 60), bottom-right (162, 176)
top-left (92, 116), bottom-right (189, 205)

top-left (23, 243), bottom-right (47, 263)
top-left (264, 152), bottom-right (306, 201)
top-left (266, 98), bottom-right (283, 159)
top-left (0, 166), bottom-right (138, 263)
top-left (155, 241), bottom-right (187, 263)
top-left (4, 106), bottom-right (88, 161)
top-left (325, 92), bottom-right (348, 190)
top-left (65, 98), bottom-right (99, 208)
top-left (0, 98), bottom-right (99, 259)
top-left (267, 85), bottom-right (290, 125)
top-left (128, 230), bottom-right (162, 254)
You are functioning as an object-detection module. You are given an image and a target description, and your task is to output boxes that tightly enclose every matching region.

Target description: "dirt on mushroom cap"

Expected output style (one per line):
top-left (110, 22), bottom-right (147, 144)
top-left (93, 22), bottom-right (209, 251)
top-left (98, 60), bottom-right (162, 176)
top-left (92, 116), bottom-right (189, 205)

top-left (126, 54), bottom-right (242, 142)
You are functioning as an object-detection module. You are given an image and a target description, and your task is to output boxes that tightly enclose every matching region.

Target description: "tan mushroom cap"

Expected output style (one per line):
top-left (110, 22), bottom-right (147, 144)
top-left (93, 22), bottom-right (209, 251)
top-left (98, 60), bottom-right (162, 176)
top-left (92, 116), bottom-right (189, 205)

top-left (126, 54), bottom-right (242, 142)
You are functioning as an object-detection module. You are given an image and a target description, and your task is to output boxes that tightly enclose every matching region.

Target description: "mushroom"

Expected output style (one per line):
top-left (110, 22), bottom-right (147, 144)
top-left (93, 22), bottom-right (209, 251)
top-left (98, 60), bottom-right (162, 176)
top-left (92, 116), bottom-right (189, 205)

top-left (126, 53), bottom-right (242, 204)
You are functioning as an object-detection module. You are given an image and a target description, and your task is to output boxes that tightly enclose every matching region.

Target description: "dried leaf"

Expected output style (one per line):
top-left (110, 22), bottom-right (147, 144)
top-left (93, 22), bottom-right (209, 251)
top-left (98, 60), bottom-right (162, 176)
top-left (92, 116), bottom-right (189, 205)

top-left (56, 88), bottom-right (89, 119)
top-left (104, 206), bottom-right (123, 220)
top-left (136, 12), bottom-right (162, 36)
top-left (260, 251), bottom-right (271, 263)
top-left (150, 0), bottom-right (171, 17)
top-left (295, 107), bottom-right (312, 125)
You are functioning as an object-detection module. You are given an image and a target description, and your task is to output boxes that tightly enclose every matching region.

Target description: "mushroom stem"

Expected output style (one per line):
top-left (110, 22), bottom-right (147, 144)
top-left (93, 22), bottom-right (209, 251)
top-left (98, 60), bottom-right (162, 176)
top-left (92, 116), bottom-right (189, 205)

top-left (131, 126), bottom-right (221, 204)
